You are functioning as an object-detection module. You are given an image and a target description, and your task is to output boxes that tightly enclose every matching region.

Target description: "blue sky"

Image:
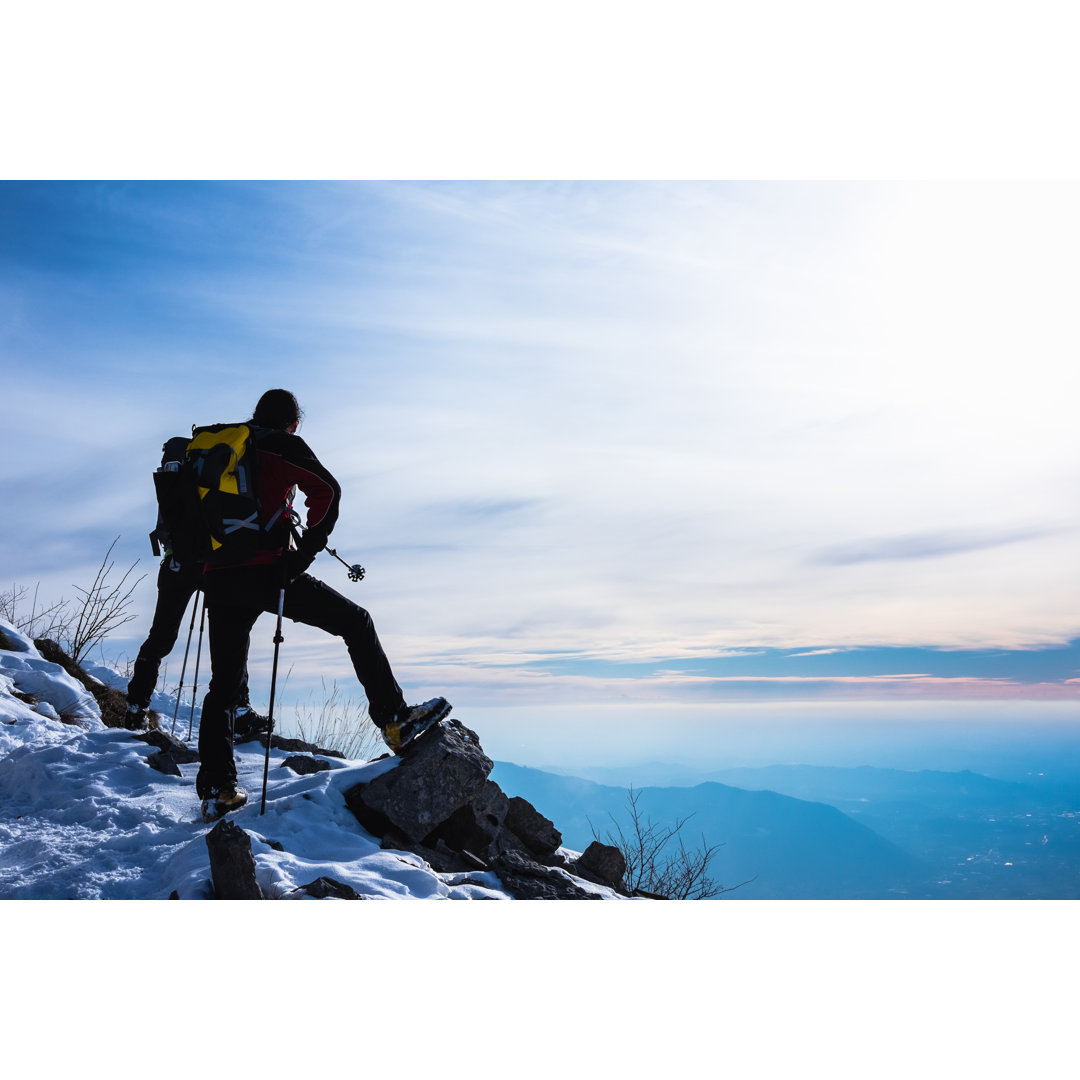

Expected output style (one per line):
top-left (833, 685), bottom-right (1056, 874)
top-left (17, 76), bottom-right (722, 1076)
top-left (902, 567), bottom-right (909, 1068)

top-left (2, 180), bottom-right (1078, 767)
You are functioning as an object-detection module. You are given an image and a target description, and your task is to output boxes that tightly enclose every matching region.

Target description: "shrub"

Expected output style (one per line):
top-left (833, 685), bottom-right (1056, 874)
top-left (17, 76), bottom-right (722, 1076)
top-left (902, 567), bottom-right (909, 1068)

top-left (594, 786), bottom-right (750, 899)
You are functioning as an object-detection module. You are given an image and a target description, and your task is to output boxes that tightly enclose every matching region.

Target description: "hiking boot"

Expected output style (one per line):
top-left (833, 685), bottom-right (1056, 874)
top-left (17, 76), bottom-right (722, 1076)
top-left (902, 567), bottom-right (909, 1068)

top-left (233, 706), bottom-right (269, 742)
top-left (381, 697), bottom-right (452, 754)
top-left (124, 703), bottom-right (148, 731)
top-left (201, 785), bottom-right (249, 823)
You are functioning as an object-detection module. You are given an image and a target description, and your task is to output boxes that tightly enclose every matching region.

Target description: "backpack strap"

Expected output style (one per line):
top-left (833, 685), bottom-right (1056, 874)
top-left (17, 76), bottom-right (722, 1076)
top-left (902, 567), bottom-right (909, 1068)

top-left (222, 510), bottom-right (261, 537)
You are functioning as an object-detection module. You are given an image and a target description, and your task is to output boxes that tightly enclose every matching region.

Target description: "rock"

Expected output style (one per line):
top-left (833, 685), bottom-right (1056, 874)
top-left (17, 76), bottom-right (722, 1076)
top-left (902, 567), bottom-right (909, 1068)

top-left (504, 796), bottom-right (562, 858)
top-left (425, 781), bottom-right (509, 861)
top-left (147, 750), bottom-right (182, 777)
top-left (206, 818), bottom-right (264, 900)
top-left (493, 850), bottom-right (599, 900)
top-left (258, 733), bottom-right (345, 758)
top-left (340, 716), bottom-right (623, 899)
top-left (294, 876), bottom-right (364, 900)
top-left (280, 755), bottom-right (333, 775)
top-left (573, 841), bottom-right (627, 888)
top-left (138, 729), bottom-right (199, 776)
top-left (346, 719), bottom-right (493, 844)
top-left (136, 728), bottom-right (198, 759)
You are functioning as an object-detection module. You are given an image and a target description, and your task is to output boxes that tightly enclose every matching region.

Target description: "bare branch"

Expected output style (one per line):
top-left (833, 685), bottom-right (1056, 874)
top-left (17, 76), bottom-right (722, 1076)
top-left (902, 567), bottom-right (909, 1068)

top-left (64, 537), bottom-right (146, 665)
top-left (0, 582), bottom-right (75, 642)
top-left (593, 784), bottom-right (744, 899)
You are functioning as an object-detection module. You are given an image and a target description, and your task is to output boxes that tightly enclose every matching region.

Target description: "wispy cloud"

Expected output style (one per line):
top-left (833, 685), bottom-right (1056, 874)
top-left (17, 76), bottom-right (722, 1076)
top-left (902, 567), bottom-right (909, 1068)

top-left (3, 181), bottom-right (1080, 714)
top-left (810, 526), bottom-right (1062, 566)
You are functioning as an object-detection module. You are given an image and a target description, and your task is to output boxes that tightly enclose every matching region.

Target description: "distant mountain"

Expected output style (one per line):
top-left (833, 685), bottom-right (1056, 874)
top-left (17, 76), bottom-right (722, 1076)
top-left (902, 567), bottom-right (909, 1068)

top-left (705, 764), bottom-right (1038, 808)
top-left (705, 764), bottom-right (1080, 899)
top-left (504, 761), bottom-right (1080, 899)
top-left (492, 762), bottom-right (921, 899)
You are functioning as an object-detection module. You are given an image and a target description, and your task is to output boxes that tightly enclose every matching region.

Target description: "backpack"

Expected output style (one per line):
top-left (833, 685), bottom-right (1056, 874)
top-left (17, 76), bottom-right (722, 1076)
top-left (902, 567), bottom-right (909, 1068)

top-left (186, 422), bottom-right (288, 566)
top-left (149, 423), bottom-right (289, 566)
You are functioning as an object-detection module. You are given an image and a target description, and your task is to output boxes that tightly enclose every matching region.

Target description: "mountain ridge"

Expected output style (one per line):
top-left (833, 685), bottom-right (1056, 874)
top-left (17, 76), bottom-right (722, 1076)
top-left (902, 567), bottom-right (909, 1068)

top-left (491, 761), bottom-right (921, 899)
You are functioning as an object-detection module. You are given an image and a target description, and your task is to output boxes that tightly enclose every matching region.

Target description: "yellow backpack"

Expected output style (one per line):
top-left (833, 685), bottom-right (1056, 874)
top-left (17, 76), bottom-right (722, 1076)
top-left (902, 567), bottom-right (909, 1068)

top-left (186, 423), bottom-right (280, 564)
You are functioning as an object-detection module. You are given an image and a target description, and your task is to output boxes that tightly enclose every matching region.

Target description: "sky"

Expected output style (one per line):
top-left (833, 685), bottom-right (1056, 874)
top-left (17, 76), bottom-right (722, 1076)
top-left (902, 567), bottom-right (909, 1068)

top-left (2, 180), bottom-right (1079, 768)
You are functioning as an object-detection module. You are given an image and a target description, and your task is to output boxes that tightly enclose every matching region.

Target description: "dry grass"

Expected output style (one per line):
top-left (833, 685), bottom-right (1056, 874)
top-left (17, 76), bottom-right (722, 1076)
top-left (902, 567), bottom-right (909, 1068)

top-left (292, 679), bottom-right (381, 761)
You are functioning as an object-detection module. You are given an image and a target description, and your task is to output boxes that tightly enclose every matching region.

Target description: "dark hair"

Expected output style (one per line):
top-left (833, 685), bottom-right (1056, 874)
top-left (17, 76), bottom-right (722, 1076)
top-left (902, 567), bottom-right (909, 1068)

top-left (252, 389), bottom-right (302, 431)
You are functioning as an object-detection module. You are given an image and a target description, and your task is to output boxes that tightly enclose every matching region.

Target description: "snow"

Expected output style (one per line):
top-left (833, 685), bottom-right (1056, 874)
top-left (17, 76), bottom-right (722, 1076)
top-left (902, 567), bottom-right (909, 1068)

top-left (1, 619), bottom-right (553, 900)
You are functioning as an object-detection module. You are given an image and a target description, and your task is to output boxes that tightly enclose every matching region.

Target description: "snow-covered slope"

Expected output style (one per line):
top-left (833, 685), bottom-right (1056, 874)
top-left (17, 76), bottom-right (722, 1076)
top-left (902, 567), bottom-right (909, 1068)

top-left (1, 621), bottom-right (590, 900)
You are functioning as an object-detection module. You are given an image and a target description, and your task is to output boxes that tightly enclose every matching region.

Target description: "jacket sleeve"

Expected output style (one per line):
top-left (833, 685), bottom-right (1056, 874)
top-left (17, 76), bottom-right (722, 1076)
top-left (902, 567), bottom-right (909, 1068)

top-left (260, 433), bottom-right (341, 559)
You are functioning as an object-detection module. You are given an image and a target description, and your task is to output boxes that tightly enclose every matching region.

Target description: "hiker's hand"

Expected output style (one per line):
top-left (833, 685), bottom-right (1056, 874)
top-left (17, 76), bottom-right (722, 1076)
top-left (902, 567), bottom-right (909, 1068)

top-left (285, 549), bottom-right (316, 582)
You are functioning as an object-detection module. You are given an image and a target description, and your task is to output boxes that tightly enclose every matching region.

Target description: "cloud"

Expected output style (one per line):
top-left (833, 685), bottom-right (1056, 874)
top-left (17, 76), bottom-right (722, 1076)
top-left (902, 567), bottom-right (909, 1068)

top-left (4, 180), bottom-right (1080, 705)
top-left (810, 526), bottom-right (1062, 566)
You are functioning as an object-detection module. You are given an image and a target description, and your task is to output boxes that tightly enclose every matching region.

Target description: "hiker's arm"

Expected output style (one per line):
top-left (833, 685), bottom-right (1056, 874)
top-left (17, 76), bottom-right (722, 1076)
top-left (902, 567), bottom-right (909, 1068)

top-left (282, 437), bottom-right (341, 564)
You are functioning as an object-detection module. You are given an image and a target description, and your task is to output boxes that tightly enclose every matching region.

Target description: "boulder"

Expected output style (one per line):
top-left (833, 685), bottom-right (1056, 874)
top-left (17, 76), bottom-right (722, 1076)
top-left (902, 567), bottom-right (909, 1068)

top-left (424, 781), bottom-right (510, 861)
top-left (493, 850), bottom-right (599, 900)
top-left (504, 796), bottom-right (562, 858)
top-left (206, 818), bottom-right (264, 900)
top-left (346, 719), bottom-right (493, 844)
top-left (573, 841), bottom-right (627, 888)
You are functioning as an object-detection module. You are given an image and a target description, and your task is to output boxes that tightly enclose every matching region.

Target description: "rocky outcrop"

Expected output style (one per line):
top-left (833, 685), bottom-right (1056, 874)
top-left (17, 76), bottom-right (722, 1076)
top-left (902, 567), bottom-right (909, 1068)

top-left (347, 720), bottom-right (493, 843)
top-left (344, 718), bottom-right (630, 899)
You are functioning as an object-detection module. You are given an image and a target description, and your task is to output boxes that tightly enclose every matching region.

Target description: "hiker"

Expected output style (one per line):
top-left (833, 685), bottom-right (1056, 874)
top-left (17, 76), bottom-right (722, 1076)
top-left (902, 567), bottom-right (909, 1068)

top-left (195, 389), bottom-right (449, 818)
top-left (125, 439), bottom-right (268, 739)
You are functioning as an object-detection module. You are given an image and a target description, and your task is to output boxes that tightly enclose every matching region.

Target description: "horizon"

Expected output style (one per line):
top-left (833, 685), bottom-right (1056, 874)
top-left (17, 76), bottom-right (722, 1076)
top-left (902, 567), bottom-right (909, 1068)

top-left (2, 180), bottom-right (1078, 771)
top-left (463, 700), bottom-right (1080, 780)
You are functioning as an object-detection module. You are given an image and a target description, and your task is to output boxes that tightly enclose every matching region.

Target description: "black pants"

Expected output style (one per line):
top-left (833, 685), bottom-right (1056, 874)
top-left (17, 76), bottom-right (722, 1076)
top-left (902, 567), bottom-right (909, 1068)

top-left (196, 565), bottom-right (405, 797)
top-left (126, 558), bottom-right (250, 711)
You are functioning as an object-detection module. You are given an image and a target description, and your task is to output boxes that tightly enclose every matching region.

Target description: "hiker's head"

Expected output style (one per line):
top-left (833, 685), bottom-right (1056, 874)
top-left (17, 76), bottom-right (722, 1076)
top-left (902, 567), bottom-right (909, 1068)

top-left (253, 389), bottom-right (303, 433)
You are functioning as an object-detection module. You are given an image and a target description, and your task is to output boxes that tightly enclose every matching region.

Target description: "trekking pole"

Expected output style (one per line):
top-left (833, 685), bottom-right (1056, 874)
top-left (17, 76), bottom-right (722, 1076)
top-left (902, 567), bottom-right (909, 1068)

top-left (170, 588), bottom-right (201, 738)
top-left (326, 545), bottom-right (366, 582)
top-left (260, 572), bottom-right (287, 815)
top-left (186, 597), bottom-right (207, 742)
top-left (289, 517), bottom-right (365, 582)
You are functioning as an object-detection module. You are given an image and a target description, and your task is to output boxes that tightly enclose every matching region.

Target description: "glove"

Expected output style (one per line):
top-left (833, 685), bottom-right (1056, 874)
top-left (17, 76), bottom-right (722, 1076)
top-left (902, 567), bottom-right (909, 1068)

top-left (284, 547), bottom-right (317, 582)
